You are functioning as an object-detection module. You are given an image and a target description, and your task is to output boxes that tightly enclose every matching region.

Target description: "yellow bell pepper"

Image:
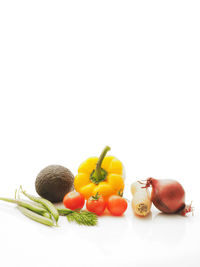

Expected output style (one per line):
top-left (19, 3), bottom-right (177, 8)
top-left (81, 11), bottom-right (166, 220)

top-left (74, 146), bottom-right (124, 200)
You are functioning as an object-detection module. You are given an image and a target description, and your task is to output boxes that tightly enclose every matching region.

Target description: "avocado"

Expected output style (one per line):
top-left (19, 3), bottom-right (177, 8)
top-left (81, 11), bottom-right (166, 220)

top-left (35, 165), bottom-right (74, 203)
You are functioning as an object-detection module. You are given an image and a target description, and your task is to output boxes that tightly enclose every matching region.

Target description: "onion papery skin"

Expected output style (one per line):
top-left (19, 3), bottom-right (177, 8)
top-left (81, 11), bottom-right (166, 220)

top-left (147, 178), bottom-right (186, 214)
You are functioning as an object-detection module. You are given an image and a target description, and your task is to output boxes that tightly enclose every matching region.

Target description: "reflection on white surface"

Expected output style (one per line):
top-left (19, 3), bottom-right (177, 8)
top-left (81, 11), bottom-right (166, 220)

top-left (131, 208), bottom-right (188, 246)
top-left (130, 211), bottom-right (153, 241)
top-left (0, 201), bottom-right (199, 267)
top-left (151, 212), bottom-right (186, 245)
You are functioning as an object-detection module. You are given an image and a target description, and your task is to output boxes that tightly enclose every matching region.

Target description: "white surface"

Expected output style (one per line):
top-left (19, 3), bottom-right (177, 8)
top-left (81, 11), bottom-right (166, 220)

top-left (0, 1), bottom-right (200, 267)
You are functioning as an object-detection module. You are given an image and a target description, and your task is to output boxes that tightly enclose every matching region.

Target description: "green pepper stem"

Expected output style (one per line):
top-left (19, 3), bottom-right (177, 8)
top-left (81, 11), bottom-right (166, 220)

top-left (95, 146), bottom-right (111, 178)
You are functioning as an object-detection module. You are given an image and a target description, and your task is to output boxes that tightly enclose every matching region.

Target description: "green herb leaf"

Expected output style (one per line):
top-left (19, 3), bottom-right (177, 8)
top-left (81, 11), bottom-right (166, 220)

top-left (66, 210), bottom-right (98, 226)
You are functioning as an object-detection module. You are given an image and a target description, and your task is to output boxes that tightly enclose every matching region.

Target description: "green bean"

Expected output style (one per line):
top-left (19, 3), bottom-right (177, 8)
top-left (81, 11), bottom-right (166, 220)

top-left (17, 206), bottom-right (55, 226)
top-left (20, 187), bottom-right (59, 222)
top-left (26, 200), bottom-right (48, 210)
top-left (0, 197), bottom-right (47, 214)
top-left (43, 212), bottom-right (51, 219)
top-left (15, 188), bottom-right (48, 211)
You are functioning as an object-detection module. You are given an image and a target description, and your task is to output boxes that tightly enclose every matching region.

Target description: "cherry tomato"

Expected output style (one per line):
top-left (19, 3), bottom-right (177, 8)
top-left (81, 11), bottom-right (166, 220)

top-left (107, 195), bottom-right (128, 216)
top-left (86, 193), bottom-right (106, 216)
top-left (63, 191), bottom-right (85, 210)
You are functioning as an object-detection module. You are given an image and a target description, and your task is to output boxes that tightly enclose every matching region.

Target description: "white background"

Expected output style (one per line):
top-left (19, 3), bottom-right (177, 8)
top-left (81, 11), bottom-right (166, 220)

top-left (0, 1), bottom-right (200, 267)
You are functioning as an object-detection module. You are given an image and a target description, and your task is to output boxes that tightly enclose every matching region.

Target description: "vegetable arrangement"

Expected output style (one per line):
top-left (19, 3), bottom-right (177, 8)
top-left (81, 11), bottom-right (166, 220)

top-left (0, 145), bottom-right (193, 228)
top-left (130, 178), bottom-right (193, 217)
top-left (63, 190), bottom-right (127, 216)
top-left (0, 187), bottom-right (98, 227)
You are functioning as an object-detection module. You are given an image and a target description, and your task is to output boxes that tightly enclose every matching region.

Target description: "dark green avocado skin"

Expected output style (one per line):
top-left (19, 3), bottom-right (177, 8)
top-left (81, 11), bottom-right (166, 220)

top-left (35, 165), bottom-right (74, 203)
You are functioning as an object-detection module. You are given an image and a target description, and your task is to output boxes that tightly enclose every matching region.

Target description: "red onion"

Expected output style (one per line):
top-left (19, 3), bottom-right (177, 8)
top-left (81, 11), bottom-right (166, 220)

top-left (144, 178), bottom-right (192, 215)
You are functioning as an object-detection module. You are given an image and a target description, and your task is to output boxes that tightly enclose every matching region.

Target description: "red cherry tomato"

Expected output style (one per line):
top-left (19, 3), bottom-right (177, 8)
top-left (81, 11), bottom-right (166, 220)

top-left (86, 193), bottom-right (106, 216)
top-left (63, 191), bottom-right (85, 210)
top-left (107, 195), bottom-right (128, 216)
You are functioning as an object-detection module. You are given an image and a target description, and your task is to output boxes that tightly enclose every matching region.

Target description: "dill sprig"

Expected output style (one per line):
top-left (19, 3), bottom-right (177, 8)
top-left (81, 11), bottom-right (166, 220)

top-left (57, 208), bottom-right (98, 226)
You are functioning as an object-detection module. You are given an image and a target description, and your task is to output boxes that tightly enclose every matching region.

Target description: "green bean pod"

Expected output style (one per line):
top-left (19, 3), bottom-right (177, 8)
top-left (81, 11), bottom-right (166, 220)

top-left (43, 212), bottom-right (51, 219)
top-left (0, 197), bottom-right (47, 214)
top-left (17, 206), bottom-right (55, 226)
top-left (20, 187), bottom-right (59, 222)
top-left (26, 200), bottom-right (48, 210)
